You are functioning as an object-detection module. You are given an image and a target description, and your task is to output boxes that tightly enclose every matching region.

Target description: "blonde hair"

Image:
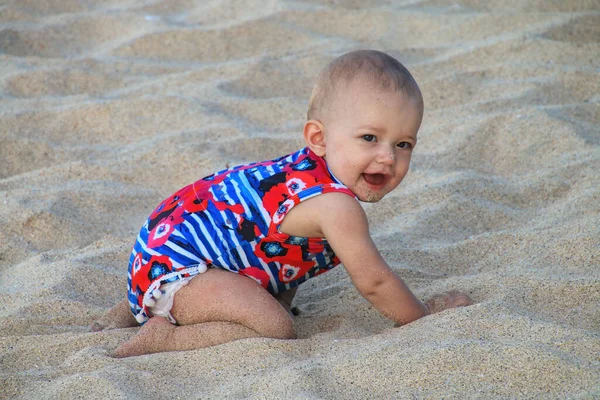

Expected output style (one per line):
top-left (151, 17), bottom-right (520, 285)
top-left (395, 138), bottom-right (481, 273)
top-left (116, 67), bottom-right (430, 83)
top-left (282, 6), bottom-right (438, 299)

top-left (307, 50), bottom-right (423, 120)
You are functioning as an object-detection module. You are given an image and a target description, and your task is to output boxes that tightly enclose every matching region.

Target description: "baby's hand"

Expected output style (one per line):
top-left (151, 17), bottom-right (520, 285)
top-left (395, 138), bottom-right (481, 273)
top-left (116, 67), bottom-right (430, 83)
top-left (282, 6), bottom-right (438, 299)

top-left (425, 290), bottom-right (473, 314)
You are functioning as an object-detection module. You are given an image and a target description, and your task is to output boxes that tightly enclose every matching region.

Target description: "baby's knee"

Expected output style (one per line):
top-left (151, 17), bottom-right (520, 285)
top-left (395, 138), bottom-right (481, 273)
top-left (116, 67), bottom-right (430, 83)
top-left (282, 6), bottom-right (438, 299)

top-left (279, 320), bottom-right (297, 340)
top-left (262, 315), bottom-right (297, 340)
top-left (273, 323), bottom-right (297, 340)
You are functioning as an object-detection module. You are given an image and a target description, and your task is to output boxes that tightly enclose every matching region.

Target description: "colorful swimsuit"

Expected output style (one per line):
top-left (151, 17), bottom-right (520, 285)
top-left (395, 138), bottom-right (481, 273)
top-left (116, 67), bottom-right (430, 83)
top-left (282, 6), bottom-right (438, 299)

top-left (127, 147), bottom-right (357, 323)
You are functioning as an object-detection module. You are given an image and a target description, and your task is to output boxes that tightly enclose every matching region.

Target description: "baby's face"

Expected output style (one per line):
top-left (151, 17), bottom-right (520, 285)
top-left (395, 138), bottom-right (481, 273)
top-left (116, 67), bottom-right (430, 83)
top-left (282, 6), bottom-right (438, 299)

top-left (320, 77), bottom-right (423, 202)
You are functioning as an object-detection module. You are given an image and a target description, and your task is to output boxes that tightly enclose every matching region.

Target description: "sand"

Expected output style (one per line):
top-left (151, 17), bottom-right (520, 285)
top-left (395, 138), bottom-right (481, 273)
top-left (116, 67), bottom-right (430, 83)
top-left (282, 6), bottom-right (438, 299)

top-left (1, 0), bottom-right (599, 398)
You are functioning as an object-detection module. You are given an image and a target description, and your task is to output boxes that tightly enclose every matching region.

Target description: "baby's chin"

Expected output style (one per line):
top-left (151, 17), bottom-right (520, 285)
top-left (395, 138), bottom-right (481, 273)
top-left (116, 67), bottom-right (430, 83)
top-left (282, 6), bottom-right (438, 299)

top-left (356, 190), bottom-right (386, 203)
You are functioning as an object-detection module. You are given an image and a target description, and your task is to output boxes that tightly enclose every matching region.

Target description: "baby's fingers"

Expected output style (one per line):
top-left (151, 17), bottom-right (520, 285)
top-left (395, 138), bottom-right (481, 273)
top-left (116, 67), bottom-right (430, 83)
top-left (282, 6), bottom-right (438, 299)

top-left (425, 291), bottom-right (473, 314)
top-left (447, 292), bottom-right (473, 308)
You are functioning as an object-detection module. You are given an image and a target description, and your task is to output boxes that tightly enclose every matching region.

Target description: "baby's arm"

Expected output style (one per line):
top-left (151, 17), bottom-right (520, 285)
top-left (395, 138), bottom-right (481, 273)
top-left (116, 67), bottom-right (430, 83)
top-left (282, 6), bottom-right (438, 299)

top-left (315, 193), bottom-right (468, 325)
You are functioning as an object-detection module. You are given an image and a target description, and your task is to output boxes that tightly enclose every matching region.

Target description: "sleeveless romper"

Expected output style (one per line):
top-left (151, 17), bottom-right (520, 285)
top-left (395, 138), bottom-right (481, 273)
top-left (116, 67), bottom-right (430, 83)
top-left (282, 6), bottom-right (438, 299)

top-left (127, 147), bottom-right (357, 324)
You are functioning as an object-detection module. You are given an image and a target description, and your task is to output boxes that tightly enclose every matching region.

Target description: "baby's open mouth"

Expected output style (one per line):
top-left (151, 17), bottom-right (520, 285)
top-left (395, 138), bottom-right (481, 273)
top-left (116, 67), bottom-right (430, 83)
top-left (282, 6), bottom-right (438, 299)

top-left (363, 173), bottom-right (386, 186)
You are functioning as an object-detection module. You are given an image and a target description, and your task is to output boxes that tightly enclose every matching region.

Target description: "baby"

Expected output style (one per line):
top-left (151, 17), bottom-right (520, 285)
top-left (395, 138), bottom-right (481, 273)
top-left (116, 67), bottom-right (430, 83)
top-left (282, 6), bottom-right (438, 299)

top-left (93, 50), bottom-right (472, 357)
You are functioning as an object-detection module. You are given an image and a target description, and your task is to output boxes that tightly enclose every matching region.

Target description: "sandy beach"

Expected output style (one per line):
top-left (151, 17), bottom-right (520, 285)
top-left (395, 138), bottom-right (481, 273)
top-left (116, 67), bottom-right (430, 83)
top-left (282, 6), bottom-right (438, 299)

top-left (1, 0), bottom-right (599, 398)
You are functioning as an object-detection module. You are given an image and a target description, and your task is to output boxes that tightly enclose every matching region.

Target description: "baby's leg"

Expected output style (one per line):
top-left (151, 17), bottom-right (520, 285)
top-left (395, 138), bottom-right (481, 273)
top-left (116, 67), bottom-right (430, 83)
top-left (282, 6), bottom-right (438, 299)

top-left (112, 268), bottom-right (296, 357)
top-left (274, 287), bottom-right (298, 315)
top-left (90, 299), bottom-right (138, 332)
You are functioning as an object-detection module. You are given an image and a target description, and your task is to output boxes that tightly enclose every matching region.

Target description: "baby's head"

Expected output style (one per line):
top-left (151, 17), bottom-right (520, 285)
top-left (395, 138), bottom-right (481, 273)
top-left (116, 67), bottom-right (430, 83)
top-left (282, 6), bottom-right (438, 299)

top-left (304, 50), bottom-right (424, 202)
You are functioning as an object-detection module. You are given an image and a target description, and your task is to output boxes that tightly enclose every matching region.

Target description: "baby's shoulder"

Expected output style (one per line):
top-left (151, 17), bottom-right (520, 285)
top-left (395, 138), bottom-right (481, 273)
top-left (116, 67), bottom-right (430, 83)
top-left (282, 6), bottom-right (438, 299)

top-left (280, 192), bottom-right (363, 237)
top-left (296, 190), bottom-right (360, 214)
top-left (296, 191), bottom-right (364, 226)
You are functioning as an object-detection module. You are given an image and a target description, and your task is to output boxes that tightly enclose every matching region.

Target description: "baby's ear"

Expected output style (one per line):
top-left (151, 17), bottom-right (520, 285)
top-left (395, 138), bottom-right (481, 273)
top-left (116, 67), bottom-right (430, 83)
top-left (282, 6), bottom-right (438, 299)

top-left (303, 120), bottom-right (326, 157)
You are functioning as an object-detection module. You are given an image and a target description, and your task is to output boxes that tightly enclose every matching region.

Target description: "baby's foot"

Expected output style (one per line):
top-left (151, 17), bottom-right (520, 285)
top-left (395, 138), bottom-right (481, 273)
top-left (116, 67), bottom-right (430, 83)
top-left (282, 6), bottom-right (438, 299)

top-left (90, 300), bottom-right (139, 332)
top-left (90, 320), bottom-right (109, 332)
top-left (425, 291), bottom-right (473, 314)
top-left (110, 316), bottom-right (174, 358)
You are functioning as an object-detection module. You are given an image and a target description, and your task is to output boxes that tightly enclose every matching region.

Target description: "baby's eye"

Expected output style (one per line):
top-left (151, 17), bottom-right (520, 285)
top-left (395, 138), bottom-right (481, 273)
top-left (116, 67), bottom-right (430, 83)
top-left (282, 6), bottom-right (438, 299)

top-left (362, 134), bottom-right (376, 142)
top-left (397, 142), bottom-right (412, 149)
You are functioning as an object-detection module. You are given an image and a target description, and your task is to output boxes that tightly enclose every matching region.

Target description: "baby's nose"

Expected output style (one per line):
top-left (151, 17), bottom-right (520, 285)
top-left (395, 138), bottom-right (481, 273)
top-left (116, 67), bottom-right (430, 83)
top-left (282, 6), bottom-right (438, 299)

top-left (377, 148), bottom-right (395, 165)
